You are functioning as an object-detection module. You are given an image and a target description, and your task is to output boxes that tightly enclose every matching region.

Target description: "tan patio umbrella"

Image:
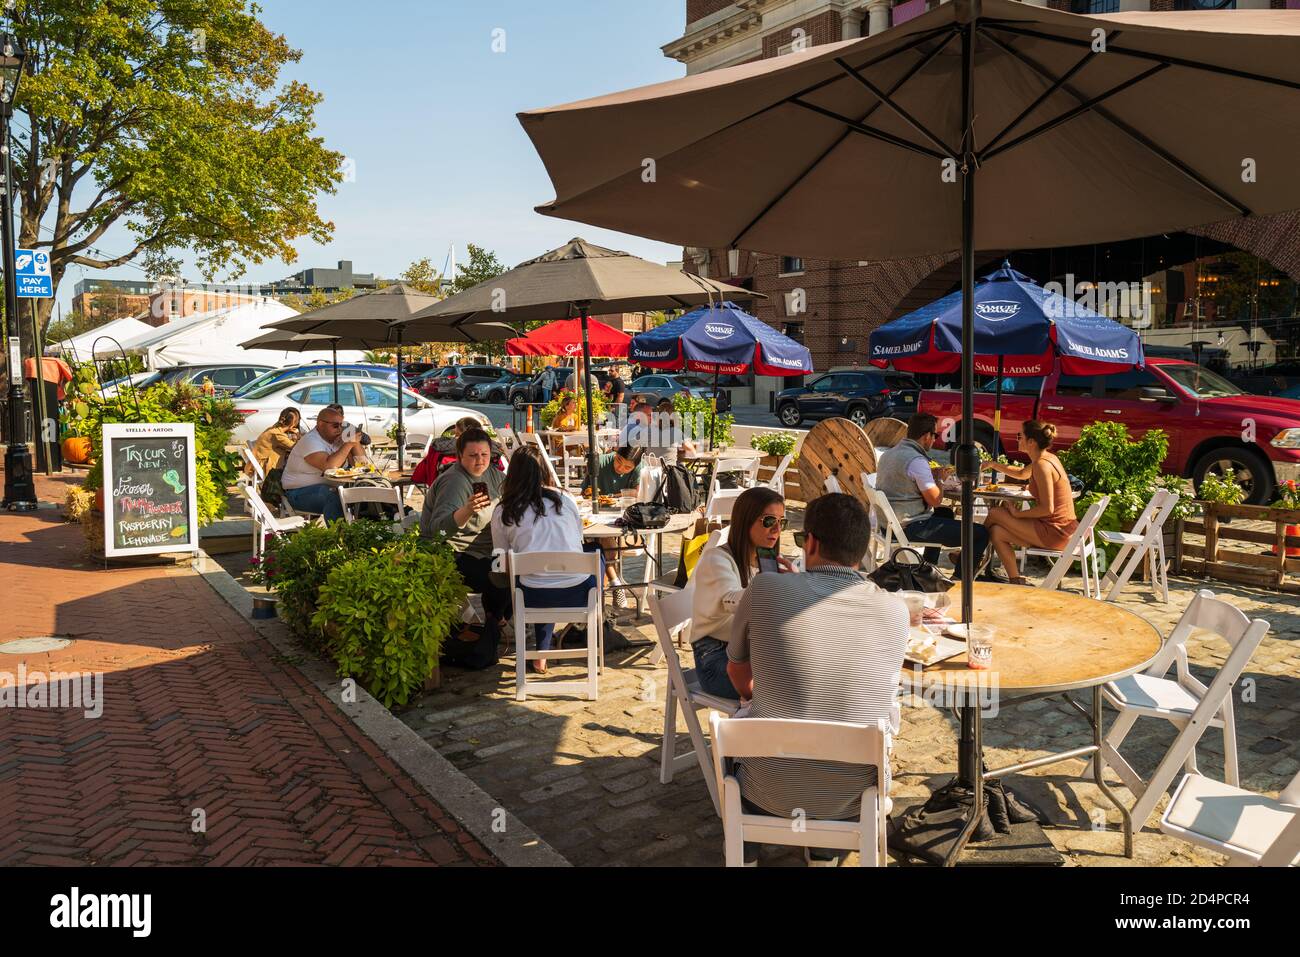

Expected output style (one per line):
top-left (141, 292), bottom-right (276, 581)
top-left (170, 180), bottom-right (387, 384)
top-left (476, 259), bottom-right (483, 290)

top-left (237, 329), bottom-right (396, 404)
top-left (520, 0), bottom-right (1300, 612)
top-left (518, 0), bottom-right (1300, 863)
top-left (398, 238), bottom-right (755, 511)
top-left (262, 283), bottom-right (513, 468)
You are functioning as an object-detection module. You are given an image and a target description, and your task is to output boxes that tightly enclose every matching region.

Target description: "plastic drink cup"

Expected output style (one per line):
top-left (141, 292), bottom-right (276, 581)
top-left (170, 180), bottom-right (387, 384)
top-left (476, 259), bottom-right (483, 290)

top-left (966, 623), bottom-right (995, 670)
top-left (899, 591), bottom-right (927, 627)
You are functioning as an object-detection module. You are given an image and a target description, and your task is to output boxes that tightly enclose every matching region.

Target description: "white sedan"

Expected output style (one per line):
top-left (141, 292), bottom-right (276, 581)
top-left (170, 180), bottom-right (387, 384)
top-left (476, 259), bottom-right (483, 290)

top-left (230, 375), bottom-right (487, 445)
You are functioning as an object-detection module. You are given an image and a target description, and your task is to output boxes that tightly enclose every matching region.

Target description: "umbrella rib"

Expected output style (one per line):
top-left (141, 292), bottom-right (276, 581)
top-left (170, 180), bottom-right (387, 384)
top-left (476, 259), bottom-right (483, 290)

top-left (980, 29), bottom-right (1252, 217)
top-left (980, 33), bottom-right (1117, 155)
top-left (833, 56), bottom-right (957, 157)
top-left (788, 98), bottom-right (946, 159)
top-left (983, 22), bottom-right (1300, 94)
top-left (729, 32), bottom-right (956, 250)
top-left (980, 62), bottom-right (1170, 164)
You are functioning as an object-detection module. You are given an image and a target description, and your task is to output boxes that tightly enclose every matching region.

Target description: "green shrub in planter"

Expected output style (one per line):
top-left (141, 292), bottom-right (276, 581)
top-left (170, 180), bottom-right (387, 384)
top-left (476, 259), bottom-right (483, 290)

top-left (259, 520), bottom-right (400, 644)
top-left (749, 431), bottom-right (797, 458)
top-left (672, 392), bottom-right (734, 447)
top-left (312, 539), bottom-right (469, 708)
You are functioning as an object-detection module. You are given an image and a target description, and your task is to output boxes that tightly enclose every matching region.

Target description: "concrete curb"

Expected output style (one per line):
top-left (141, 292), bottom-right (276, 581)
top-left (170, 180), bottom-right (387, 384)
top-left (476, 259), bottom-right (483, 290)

top-left (192, 551), bottom-right (569, 868)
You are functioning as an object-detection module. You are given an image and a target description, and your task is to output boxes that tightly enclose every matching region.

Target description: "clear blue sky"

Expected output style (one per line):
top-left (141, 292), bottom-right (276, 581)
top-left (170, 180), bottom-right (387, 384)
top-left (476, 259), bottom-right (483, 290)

top-left (56, 0), bottom-right (688, 315)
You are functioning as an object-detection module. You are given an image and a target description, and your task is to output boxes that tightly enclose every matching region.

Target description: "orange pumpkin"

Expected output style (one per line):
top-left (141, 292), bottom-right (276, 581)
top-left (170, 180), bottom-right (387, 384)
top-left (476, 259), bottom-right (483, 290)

top-left (61, 436), bottom-right (92, 464)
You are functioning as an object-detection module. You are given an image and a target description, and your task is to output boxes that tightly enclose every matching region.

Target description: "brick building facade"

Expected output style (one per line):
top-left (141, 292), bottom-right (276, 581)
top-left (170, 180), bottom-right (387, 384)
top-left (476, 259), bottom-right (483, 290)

top-left (664, 0), bottom-right (1300, 406)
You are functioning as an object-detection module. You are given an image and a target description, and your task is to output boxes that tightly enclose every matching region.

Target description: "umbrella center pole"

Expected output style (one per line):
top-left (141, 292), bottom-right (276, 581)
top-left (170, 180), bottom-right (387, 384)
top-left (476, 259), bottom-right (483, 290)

top-left (957, 20), bottom-right (979, 626)
top-left (579, 306), bottom-right (600, 516)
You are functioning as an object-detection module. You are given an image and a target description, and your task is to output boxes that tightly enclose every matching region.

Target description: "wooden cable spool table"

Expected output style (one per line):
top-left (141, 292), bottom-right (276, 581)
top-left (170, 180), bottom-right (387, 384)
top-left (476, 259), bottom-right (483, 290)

top-left (891, 583), bottom-right (1163, 866)
top-left (796, 418), bottom-right (877, 505)
top-left (862, 416), bottom-right (909, 450)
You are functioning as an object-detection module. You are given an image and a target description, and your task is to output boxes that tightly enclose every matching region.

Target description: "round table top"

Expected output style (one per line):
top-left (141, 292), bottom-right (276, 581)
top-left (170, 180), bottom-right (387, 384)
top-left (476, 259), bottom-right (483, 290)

top-left (797, 417), bottom-right (877, 505)
top-left (900, 583), bottom-right (1162, 696)
top-left (580, 509), bottom-right (696, 539)
top-left (682, 447), bottom-right (761, 462)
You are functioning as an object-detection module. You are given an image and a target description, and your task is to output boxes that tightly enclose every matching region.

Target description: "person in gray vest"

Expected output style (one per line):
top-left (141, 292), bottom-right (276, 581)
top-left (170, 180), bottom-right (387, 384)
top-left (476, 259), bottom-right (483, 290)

top-left (873, 413), bottom-right (990, 579)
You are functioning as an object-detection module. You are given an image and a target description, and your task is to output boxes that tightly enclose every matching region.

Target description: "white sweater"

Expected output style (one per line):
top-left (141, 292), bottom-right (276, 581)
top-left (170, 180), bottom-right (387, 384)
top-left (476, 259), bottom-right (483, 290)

top-left (690, 544), bottom-right (755, 645)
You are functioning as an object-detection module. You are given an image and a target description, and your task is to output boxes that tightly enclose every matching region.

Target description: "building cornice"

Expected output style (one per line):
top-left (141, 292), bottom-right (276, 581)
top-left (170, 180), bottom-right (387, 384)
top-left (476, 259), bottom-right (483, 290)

top-left (662, 1), bottom-right (771, 64)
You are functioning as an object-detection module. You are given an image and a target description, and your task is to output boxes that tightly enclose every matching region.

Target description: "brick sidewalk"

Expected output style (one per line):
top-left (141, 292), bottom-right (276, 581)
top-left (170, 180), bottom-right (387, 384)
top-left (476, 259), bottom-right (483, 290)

top-left (0, 474), bottom-right (496, 867)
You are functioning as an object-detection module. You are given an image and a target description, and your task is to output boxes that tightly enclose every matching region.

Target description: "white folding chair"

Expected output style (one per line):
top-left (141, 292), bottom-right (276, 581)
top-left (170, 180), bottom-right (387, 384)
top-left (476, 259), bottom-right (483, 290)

top-left (239, 445), bottom-right (265, 487)
top-left (338, 485), bottom-right (405, 532)
top-left (648, 583), bottom-right (739, 816)
top-left (704, 487), bottom-right (744, 523)
top-left (710, 713), bottom-right (891, 867)
top-left (239, 484), bottom-right (307, 560)
top-left (1098, 589), bottom-right (1270, 830)
top-left (1100, 488), bottom-right (1179, 603)
top-left (763, 452), bottom-right (794, 497)
top-left (1160, 768), bottom-right (1300, 867)
top-left (863, 482), bottom-right (914, 558)
top-left (521, 431), bottom-right (563, 488)
top-left (560, 433), bottom-right (590, 491)
top-left (1021, 495), bottom-right (1110, 598)
top-left (708, 456), bottom-right (760, 500)
top-left (509, 551), bottom-right (603, 701)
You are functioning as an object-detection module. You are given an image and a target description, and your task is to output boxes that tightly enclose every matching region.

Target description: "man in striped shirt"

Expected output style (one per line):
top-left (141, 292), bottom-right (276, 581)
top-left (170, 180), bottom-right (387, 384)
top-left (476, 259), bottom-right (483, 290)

top-left (727, 493), bottom-right (908, 862)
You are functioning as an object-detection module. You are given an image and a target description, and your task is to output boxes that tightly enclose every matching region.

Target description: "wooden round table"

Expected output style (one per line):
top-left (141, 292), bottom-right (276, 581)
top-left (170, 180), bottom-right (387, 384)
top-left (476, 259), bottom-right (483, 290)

top-left (893, 583), bottom-right (1162, 866)
top-left (796, 418), bottom-right (877, 505)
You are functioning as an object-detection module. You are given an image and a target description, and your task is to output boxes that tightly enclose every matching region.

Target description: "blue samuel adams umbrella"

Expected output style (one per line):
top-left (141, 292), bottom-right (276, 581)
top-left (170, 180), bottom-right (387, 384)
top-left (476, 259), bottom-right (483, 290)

top-left (631, 301), bottom-right (813, 447)
top-left (869, 262), bottom-right (1145, 448)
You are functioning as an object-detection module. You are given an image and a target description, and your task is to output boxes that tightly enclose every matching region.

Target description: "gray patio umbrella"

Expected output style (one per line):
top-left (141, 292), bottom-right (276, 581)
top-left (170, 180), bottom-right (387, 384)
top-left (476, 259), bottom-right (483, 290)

top-left (237, 330), bottom-right (396, 403)
top-left (398, 238), bottom-right (755, 512)
top-left (262, 283), bottom-right (512, 469)
top-left (518, 0), bottom-right (1300, 862)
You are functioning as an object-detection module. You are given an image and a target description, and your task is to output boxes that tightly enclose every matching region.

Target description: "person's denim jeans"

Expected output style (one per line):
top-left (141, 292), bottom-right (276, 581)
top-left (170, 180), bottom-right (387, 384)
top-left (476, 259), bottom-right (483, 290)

top-left (284, 483), bottom-right (344, 522)
top-left (691, 636), bottom-right (740, 700)
top-left (904, 507), bottom-right (990, 574)
top-left (519, 576), bottom-right (598, 651)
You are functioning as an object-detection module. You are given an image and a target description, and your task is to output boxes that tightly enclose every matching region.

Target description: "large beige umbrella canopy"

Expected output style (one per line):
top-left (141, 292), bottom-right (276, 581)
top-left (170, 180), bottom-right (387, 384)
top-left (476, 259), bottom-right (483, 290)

top-left (519, 0), bottom-right (1300, 864)
top-left (399, 237), bottom-right (755, 510)
top-left (521, 0), bottom-right (1300, 603)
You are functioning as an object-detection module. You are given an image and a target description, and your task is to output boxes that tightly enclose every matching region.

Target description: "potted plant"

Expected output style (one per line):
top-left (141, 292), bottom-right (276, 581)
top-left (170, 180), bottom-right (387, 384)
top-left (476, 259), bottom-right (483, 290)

top-left (749, 430), bottom-right (798, 468)
top-left (1271, 479), bottom-right (1300, 558)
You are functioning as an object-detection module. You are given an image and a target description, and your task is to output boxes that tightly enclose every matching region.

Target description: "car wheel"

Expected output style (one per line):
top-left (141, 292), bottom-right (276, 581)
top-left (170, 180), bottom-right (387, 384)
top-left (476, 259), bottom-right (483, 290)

top-left (512, 392), bottom-right (526, 410)
top-left (847, 404), bottom-right (871, 428)
top-left (777, 403), bottom-right (802, 427)
top-left (465, 386), bottom-right (479, 401)
top-left (1193, 446), bottom-right (1273, 506)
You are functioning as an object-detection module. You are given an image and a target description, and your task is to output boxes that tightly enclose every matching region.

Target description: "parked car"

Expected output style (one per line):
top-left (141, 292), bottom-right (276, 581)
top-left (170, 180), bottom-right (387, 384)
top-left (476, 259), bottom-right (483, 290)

top-left (773, 369), bottom-right (918, 428)
top-left (508, 367), bottom-right (610, 408)
top-left (230, 375), bottom-right (486, 445)
top-left (466, 370), bottom-right (530, 403)
top-left (629, 373), bottom-right (732, 413)
top-left (916, 358), bottom-right (1300, 505)
top-left (234, 363), bottom-right (402, 398)
top-left (437, 364), bottom-right (513, 400)
top-left (416, 366), bottom-right (459, 398)
top-left (102, 363), bottom-right (275, 397)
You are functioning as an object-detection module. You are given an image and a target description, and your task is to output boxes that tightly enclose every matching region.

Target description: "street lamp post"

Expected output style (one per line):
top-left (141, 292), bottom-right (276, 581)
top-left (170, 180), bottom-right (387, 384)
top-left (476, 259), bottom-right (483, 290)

top-left (0, 33), bottom-right (34, 511)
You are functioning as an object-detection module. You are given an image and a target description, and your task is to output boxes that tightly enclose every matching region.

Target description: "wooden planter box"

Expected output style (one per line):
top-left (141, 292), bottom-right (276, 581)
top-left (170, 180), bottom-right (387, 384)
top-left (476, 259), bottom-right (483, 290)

top-left (1177, 502), bottom-right (1300, 593)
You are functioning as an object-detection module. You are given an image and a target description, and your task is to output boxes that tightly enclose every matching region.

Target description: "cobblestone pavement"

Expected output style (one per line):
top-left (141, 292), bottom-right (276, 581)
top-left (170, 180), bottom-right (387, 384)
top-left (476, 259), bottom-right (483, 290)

top-left (0, 474), bottom-right (496, 867)
top-left (396, 516), bottom-right (1300, 867)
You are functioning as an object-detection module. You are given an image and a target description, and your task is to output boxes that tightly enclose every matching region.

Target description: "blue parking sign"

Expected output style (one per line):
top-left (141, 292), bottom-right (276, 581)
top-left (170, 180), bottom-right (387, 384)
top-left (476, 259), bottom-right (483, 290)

top-left (14, 247), bottom-right (52, 298)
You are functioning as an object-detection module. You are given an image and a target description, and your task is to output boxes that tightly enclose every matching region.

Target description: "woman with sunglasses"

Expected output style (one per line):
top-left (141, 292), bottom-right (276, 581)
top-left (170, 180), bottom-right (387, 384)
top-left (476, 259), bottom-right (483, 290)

top-left (690, 487), bottom-right (793, 700)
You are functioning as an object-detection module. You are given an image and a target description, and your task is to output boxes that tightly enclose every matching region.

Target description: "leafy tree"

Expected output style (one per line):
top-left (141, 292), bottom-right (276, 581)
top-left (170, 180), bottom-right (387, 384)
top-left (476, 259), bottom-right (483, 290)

top-left (9, 0), bottom-right (344, 349)
top-left (399, 257), bottom-right (446, 296)
top-left (449, 243), bottom-right (506, 295)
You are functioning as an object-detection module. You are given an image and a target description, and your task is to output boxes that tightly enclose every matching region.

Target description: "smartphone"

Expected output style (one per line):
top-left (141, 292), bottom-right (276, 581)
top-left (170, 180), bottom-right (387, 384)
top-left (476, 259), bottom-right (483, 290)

top-left (756, 547), bottom-right (781, 574)
top-left (472, 481), bottom-right (489, 498)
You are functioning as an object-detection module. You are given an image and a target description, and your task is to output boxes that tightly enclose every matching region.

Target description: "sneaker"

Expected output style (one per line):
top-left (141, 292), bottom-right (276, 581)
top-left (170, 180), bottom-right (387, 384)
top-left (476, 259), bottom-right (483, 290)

top-left (804, 848), bottom-right (843, 867)
top-left (615, 585), bottom-right (637, 610)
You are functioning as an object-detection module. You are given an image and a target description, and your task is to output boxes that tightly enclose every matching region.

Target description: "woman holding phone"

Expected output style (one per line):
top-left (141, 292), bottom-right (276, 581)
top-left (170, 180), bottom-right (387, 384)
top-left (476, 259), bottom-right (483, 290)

top-left (689, 487), bottom-right (793, 700)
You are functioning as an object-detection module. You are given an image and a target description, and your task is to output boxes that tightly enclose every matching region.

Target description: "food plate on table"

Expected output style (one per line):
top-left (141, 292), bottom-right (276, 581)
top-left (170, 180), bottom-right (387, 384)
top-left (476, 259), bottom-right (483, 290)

top-left (325, 466), bottom-right (375, 480)
top-left (598, 495), bottom-right (617, 508)
top-left (905, 626), bottom-right (967, 666)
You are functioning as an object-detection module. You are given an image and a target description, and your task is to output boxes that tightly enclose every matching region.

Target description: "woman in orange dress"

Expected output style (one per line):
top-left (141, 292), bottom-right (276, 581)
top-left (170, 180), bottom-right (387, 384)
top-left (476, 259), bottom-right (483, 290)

top-left (981, 420), bottom-right (1078, 585)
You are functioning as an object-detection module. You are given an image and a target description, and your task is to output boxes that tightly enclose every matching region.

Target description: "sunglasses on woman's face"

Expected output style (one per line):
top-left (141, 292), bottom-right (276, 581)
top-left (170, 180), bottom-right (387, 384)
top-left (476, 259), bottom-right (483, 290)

top-left (760, 515), bottom-right (789, 530)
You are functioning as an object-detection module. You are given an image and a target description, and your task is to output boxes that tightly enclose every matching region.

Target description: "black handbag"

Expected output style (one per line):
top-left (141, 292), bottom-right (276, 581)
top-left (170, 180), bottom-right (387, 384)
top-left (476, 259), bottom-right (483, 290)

top-left (623, 501), bottom-right (670, 530)
top-left (868, 546), bottom-right (955, 593)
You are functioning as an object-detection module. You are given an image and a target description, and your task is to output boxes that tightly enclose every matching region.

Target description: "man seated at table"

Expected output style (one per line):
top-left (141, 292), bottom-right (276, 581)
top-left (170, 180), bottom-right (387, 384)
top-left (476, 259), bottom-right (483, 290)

top-left (281, 404), bottom-right (369, 522)
top-left (420, 427), bottom-right (510, 642)
top-left (875, 412), bottom-right (991, 580)
top-left (726, 493), bottom-right (908, 865)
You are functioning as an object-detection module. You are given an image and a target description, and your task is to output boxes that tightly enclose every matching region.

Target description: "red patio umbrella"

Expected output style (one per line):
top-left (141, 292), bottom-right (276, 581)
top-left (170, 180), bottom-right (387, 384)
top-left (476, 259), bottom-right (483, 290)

top-left (506, 318), bottom-right (631, 358)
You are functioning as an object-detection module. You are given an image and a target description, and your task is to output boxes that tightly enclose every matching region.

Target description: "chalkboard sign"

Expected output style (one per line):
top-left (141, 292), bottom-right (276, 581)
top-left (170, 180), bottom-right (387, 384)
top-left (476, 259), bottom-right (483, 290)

top-left (101, 422), bottom-right (199, 558)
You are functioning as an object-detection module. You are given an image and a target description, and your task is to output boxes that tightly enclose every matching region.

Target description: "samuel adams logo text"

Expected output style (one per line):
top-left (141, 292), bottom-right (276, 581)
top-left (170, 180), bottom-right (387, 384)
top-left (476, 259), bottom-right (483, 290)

top-left (704, 323), bottom-right (734, 340)
top-left (975, 300), bottom-right (1020, 321)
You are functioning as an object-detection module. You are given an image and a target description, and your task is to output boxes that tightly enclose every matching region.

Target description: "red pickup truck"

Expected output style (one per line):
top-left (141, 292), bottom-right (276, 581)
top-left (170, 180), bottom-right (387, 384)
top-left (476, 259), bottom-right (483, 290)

top-left (918, 358), bottom-right (1300, 505)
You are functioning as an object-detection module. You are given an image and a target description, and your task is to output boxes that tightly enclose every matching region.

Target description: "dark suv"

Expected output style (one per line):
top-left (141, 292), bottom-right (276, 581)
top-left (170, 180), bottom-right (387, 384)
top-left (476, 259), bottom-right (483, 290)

top-left (437, 364), bottom-right (511, 400)
top-left (774, 370), bottom-right (920, 428)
